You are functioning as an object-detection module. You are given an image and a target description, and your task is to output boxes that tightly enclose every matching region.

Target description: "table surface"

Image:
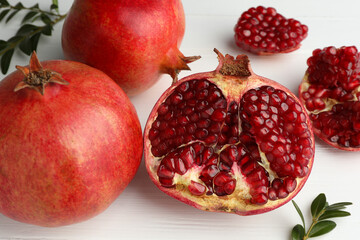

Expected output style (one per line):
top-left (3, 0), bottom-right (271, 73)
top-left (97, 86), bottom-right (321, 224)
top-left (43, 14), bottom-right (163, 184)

top-left (1, 0), bottom-right (359, 239)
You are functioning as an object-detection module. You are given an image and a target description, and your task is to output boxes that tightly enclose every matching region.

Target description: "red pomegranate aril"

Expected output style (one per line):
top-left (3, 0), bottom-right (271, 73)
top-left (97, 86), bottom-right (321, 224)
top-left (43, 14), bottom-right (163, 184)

top-left (277, 187), bottom-right (289, 199)
top-left (284, 177), bottom-right (297, 193)
top-left (175, 158), bottom-right (187, 175)
top-left (145, 49), bottom-right (314, 216)
top-left (188, 181), bottom-right (206, 196)
top-left (157, 165), bottom-right (175, 179)
top-left (268, 188), bottom-right (277, 200)
top-left (300, 46), bottom-right (360, 151)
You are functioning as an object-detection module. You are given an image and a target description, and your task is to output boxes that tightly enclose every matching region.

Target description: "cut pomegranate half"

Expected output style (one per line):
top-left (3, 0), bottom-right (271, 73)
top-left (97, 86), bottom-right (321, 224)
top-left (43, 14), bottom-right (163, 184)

top-left (299, 46), bottom-right (360, 151)
top-left (234, 6), bottom-right (308, 55)
top-left (144, 49), bottom-right (315, 215)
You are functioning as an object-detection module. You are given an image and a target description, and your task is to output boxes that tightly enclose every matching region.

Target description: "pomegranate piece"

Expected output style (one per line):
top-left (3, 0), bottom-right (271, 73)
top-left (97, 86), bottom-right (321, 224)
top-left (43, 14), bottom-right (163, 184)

top-left (234, 6), bottom-right (308, 55)
top-left (144, 49), bottom-right (315, 215)
top-left (299, 46), bottom-right (360, 151)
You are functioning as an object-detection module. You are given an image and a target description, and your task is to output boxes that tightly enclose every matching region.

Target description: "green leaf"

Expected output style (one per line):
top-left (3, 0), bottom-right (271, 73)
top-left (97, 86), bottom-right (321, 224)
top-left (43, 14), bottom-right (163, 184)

top-left (29, 32), bottom-right (41, 52)
top-left (326, 202), bottom-right (353, 211)
top-left (22, 11), bottom-right (38, 23)
top-left (0, 40), bottom-right (7, 51)
top-left (319, 210), bottom-right (351, 220)
top-left (51, 0), bottom-right (59, 13)
top-left (308, 220), bottom-right (336, 237)
top-left (1, 48), bottom-right (14, 74)
top-left (6, 9), bottom-right (20, 23)
top-left (40, 13), bottom-right (52, 25)
top-left (0, 0), bottom-right (9, 7)
top-left (41, 24), bottom-right (53, 36)
top-left (7, 35), bottom-right (23, 43)
top-left (291, 224), bottom-right (305, 240)
top-left (29, 3), bottom-right (39, 9)
top-left (16, 24), bottom-right (38, 36)
top-left (50, 4), bottom-right (58, 11)
top-left (13, 2), bottom-right (24, 10)
top-left (292, 200), bottom-right (305, 228)
top-left (19, 36), bottom-right (32, 55)
top-left (311, 193), bottom-right (326, 218)
top-left (0, 9), bottom-right (10, 22)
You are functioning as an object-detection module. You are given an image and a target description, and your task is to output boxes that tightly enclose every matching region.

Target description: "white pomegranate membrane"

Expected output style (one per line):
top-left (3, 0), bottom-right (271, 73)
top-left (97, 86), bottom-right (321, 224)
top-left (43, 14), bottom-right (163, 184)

top-left (145, 49), bottom-right (314, 215)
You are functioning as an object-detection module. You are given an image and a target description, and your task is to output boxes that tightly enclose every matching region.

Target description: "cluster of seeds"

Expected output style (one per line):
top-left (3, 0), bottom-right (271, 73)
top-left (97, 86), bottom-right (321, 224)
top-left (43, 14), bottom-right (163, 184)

top-left (241, 86), bottom-right (312, 178)
top-left (149, 80), bottom-right (227, 157)
top-left (310, 102), bottom-right (360, 148)
top-left (234, 6), bottom-right (308, 54)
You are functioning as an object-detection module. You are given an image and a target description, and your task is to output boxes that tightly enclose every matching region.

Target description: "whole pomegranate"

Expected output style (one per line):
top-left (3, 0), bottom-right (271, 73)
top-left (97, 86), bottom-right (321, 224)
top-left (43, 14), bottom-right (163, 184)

top-left (61, 0), bottom-right (199, 96)
top-left (0, 52), bottom-right (143, 227)
top-left (144, 49), bottom-right (315, 215)
top-left (234, 6), bottom-right (308, 55)
top-left (299, 46), bottom-right (360, 151)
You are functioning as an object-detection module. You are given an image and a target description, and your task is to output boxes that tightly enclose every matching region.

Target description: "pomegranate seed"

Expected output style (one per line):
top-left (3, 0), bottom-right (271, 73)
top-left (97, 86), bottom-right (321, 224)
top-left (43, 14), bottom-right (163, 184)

top-left (188, 181), bottom-right (206, 196)
top-left (251, 194), bottom-right (268, 205)
top-left (284, 177), bottom-right (297, 193)
top-left (157, 164), bottom-right (175, 179)
top-left (174, 158), bottom-right (187, 175)
top-left (277, 187), bottom-right (289, 199)
top-left (224, 179), bottom-right (236, 195)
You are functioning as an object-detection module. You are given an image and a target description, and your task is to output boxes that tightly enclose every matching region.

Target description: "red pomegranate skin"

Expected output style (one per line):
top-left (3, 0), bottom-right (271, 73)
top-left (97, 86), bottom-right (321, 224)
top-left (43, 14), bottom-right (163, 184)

top-left (62, 0), bottom-right (188, 96)
top-left (0, 59), bottom-right (143, 227)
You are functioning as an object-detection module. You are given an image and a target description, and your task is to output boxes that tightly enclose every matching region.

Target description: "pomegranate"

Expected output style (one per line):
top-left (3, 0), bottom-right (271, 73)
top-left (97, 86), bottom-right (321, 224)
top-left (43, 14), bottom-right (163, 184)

top-left (299, 46), bottom-right (360, 151)
top-left (61, 0), bottom-right (199, 96)
top-left (144, 49), bottom-right (315, 215)
top-left (0, 52), bottom-right (143, 227)
top-left (234, 6), bottom-right (308, 55)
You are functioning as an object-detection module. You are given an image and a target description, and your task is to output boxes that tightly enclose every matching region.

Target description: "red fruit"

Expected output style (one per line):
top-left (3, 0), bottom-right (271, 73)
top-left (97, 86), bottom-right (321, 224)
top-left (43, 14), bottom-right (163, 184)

top-left (144, 49), bottom-right (314, 215)
top-left (62, 0), bottom-right (199, 96)
top-left (0, 52), bottom-right (143, 227)
top-left (299, 46), bottom-right (360, 151)
top-left (234, 6), bottom-right (308, 55)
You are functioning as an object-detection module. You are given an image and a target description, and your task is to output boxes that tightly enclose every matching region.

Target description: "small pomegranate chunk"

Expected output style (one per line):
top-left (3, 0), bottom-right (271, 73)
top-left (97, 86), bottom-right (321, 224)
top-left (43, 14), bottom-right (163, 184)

top-left (234, 6), bottom-right (308, 55)
top-left (144, 49), bottom-right (315, 215)
top-left (299, 46), bottom-right (360, 151)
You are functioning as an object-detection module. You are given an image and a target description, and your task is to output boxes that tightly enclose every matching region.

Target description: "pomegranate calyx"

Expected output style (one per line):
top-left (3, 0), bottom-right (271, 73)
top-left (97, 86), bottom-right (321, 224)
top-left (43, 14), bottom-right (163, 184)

top-left (161, 48), bottom-right (201, 84)
top-left (214, 48), bottom-right (251, 77)
top-left (14, 51), bottom-right (69, 95)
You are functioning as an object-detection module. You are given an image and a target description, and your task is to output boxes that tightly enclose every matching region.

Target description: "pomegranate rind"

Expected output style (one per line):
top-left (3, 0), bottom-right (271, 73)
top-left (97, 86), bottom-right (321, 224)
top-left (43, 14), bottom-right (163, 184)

top-left (144, 50), bottom-right (314, 215)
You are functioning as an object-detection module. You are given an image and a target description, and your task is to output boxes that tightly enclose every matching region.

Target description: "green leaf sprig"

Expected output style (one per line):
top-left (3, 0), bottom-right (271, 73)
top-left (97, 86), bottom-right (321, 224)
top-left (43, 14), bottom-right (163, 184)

top-left (291, 193), bottom-right (352, 240)
top-left (0, 0), bottom-right (67, 74)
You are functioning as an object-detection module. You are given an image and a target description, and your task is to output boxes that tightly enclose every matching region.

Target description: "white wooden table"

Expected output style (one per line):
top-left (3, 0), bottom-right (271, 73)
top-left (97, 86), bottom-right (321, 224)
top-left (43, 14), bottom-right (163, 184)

top-left (1, 0), bottom-right (359, 239)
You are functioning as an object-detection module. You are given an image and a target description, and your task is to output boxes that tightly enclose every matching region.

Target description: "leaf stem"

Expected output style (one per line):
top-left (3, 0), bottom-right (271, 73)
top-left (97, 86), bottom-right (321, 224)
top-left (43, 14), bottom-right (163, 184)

top-left (303, 208), bottom-right (327, 240)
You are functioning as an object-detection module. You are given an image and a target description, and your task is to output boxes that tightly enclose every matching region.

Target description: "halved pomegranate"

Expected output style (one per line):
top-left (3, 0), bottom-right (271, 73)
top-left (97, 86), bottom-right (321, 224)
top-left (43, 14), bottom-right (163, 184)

top-left (299, 46), bottom-right (360, 151)
top-left (144, 49), bottom-right (315, 215)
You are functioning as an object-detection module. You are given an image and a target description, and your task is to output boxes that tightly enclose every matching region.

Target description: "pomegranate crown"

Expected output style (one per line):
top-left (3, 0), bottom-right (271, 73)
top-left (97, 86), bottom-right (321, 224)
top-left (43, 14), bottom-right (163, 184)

top-left (14, 51), bottom-right (69, 95)
top-left (214, 48), bottom-right (251, 77)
